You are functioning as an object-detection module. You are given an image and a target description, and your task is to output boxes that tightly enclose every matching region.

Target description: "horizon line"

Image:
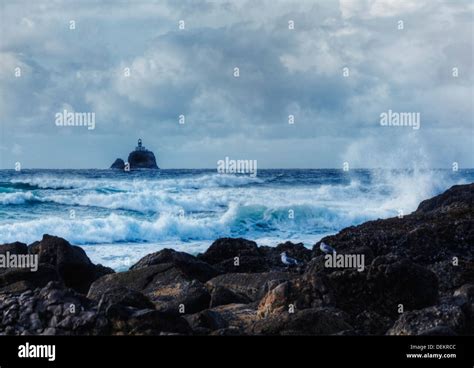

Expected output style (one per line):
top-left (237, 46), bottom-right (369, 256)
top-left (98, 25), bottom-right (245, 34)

top-left (1, 167), bottom-right (473, 171)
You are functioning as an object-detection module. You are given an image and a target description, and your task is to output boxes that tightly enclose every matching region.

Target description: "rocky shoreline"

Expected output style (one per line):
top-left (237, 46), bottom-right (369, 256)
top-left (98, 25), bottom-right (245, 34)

top-left (1, 183), bottom-right (472, 335)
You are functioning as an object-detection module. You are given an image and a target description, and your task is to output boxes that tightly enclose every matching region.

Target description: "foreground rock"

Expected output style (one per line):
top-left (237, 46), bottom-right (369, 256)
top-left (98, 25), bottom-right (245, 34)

top-left (312, 184), bottom-right (474, 296)
top-left (1, 183), bottom-right (473, 335)
top-left (88, 249), bottom-right (219, 315)
top-left (0, 235), bottom-right (113, 294)
top-left (197, 238), bottom-right (312, 273)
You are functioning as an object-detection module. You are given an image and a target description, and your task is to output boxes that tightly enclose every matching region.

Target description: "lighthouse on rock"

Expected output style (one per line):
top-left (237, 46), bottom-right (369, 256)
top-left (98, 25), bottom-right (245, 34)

top-left (110, 138), bottom-right (159, 169)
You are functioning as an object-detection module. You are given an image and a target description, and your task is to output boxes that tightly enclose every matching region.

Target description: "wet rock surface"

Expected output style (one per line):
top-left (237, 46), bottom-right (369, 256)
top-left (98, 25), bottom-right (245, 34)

top-left (1, 183), bottom-right (473, 335)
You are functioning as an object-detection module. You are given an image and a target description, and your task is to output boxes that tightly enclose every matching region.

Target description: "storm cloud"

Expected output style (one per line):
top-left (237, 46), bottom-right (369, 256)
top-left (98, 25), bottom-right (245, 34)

top-left (0, 0), bottom-right (472, 168)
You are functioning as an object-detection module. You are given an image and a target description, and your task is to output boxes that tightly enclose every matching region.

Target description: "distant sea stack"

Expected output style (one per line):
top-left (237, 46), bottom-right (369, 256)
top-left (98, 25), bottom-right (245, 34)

top-left (110, 139), bottom-right (159, 169)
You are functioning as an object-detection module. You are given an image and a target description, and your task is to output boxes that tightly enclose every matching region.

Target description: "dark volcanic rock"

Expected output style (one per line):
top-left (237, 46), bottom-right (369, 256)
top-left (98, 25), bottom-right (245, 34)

top-left (130, 248), bottom-right (218, 282)
top-left (0, 281), bottom-right (190, 336)
top-left (209, 286), bottom-right (251, 308)
top-left (387, 301), bottom-right (467, 335)
top-left (415, 183), bottom-right (473, 214)
top-left (0, 241), bottom-right (61, 293)
top-left (97, 287), bottom-right (155, 316)
top-left (0, 265), bottom-right (60, 294)
top-left (259, 242), bottom-right (313, 267)
top-left (127, 150), bottom-right (158, 169)
top-left (0, 242), bottom-right (28, 255)
top-left (365, 256), bottom-right (439, 315)
top-left (110, 139), bottom-right (159, 169)
top-left (312, 183), bottom-right (474, 296)
top-left (109, 308), bottom-right (190, 335)
top-left (198, 238), bottom-right (263, 273)
top-left (207, 272), bottom-right (295, 302)
top-left (184, 303), bottom-right (258, 334)
top-left (0, 281), bottom-right (108, 336)
top-left (28, 235), bottom-right (114, 294)
top-left (198, 238), bottom-right (312, 273)
top-left (110, 158), bottom-right (125, 169)
top-left (88, 263), bottom-right (211, 315)
top-left (252, 307), bottom-right (353, 335)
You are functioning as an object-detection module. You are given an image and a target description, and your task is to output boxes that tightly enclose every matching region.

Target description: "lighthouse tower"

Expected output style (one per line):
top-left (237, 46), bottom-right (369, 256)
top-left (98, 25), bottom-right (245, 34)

top-left (135, 138), bottom-right (145, 151)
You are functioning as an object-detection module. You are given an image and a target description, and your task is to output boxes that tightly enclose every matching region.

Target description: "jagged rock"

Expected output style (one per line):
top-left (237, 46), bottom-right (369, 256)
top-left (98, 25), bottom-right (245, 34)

top-left (0, 265), bottom-right (60, 294)
top-left (198, 238), bottom-right (312, 273)
top-left (88, 263), bottom-right (210, 315)
top-left (252, 307), bottom-right (353, 335)
top-left (259, 241), bottom-right (313, 268)
top-left (257, 275), bottom-right (330, 319)
top-left (0, 242), bottom-right (28, 255)
top-left (312, 183), bottom-right (474, 297)
top-left (96, 287), bottom-right (155, 319)
top-left (130, 248), bottom-right (218, 282)
top-left (198, 238), bottom-right (264, 273)
top-left (127, 150), bottom-right (158, 169)
top-left (207, 272), bottom-right (294, 302)
top-left (184, 303), bottom-right (258, 334)
top-left (387, 301), bottom-right (467, 335)
top-left (110, 308), bottom-right (190, 335)
top-left (209, 286), bottom-right (251, 308)
top-left (110, 158), bottom-right (125, 169)
top-left (28, 235), bottom-right (114, 294)
top-left (415, 183), bottom-right (473, 214)
top-left (365, 256), bottom-right (439, 315)
top-left (0, 281), bottom-right (108, 336)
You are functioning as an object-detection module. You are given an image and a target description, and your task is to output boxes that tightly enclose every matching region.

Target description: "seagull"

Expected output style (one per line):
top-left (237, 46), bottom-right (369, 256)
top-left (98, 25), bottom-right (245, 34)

top-left (280, 252), bottom-right (298, 266)
top-left (319, 242), bottom-right (336, 254)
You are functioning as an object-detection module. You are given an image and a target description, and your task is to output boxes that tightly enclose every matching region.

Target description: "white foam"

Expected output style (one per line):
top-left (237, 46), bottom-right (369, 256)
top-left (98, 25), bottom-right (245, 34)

top-left (0, 191), bottom-right (37, 205)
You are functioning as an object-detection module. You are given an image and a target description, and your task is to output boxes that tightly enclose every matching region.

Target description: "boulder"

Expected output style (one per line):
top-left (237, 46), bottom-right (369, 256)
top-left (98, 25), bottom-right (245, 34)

top-left (415, 183), bottom-right (474, 214)
top-left (88, 263), bottom-right (210, 315)
top-left (109, 308), bottom-right (190, 335)
top-left (28, 235), bottom-right (114, 294)
top-left (96, 287), bottom-right (155, 318)
top-left (206, 272), bottom-right (294, 302)
top-left (209, 286), bottom-right (251, 308)
top-left (0, 281), bottom-right (108, 336)
top-left (387, 302), bottom-right (467, 335)
top-left (0, 264), bottom-right (60, 294)
top-left (366, 256), bottom-right (439, 315)
top-left (198, 238), bottom-right (312, 273)
top-left (259, 241), bottom-right (313, 268)
top-left (185, 303), bottom-right (258, 334)
top-left (198, 238), bottom-right (265, 273)
top-left (252, 307), bottom-right (353, 335)
top-left (311, 184), bottom-right (474, 298)
top-left (130, 248), bottom-right (218, 282)
top-left (127, 150), bottom-right (158, 169)
top-left (110, 158), bottom-right (125, 170)
top-left (0, 242), bottom-right (28, 255)
top-left (257, 274), bottom-right (331, 319)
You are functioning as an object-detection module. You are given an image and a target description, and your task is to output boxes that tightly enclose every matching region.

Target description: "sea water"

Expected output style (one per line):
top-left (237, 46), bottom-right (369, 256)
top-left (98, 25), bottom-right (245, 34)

top-left (0, 168), bottom-right (472, 271)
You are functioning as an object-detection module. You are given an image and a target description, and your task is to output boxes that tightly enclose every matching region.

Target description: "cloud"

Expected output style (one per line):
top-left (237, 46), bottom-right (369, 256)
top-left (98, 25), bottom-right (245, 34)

top-left (0, 0), bottom-right (472, 168)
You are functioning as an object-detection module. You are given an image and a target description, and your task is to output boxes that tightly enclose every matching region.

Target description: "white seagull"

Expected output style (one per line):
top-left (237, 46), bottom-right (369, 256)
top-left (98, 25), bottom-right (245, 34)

top-left (281, 252), bottom-right (298, 266)
top-left (319, 242), bottom-right (336, 254)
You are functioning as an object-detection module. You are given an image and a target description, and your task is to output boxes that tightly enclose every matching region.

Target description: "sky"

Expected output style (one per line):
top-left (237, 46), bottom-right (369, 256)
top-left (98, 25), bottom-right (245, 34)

top-left (0, 0), bottom-right (473, 169)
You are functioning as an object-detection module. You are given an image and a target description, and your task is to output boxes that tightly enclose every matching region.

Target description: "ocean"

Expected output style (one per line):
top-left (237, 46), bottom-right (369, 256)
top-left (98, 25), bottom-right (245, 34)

top-left (0, 168), bottom-right (472, 271)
